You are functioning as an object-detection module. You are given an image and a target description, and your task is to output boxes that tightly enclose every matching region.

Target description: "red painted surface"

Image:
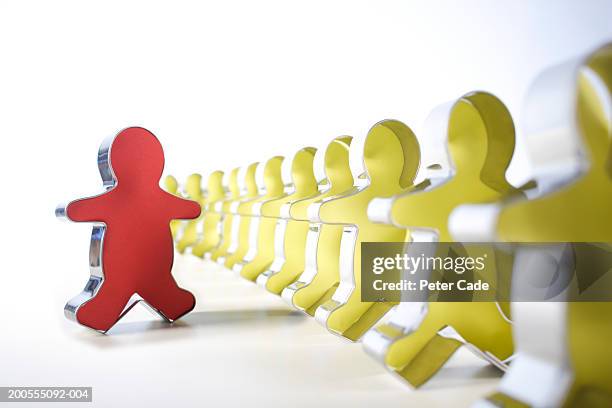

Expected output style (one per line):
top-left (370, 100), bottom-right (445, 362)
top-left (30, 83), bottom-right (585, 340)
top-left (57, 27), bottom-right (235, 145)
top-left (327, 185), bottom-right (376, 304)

top-left (66, 127), bottom-right (201, 332)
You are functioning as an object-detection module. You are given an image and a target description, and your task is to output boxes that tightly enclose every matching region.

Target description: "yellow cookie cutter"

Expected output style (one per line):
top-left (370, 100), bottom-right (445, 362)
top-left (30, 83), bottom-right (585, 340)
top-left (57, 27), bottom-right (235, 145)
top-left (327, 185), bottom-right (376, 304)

top-left (362, 91), bottom-right (522, 388)
top-left (191, 170), bottom-right (225, 258)
top-left (175, 173), bottom-right (205, 254)
top-left (209, 167), bottom-right (243, 262)
top-left (312, 120), bottom-right (420, 341)
top-left (280, 136), bottom-right (357, 314)
top-left (470, 44), bottom-right (612, 408)
top-left (163, 174), bottom-right (185, 239)
top-left (237, 149), bottom-right (315, 281)
top-left (255, 146), bottom-right (323, 292)
top-left (222, 162), bottom-right (264, 268)
top-left (226, 156), bottom-right (285, 270)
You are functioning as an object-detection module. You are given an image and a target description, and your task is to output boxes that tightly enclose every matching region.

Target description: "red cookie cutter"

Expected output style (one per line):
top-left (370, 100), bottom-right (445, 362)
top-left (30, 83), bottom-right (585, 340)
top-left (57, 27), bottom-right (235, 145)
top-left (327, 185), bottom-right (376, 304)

top-left (56, 127), bottom-right (201, 332)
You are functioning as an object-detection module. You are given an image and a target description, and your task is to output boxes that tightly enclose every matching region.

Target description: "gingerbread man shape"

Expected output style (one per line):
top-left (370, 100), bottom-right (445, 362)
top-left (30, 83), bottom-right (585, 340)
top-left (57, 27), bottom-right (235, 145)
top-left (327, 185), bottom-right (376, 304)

top-left (163, 174), bottom-right (185, 238)
top-left (231, 155), bottom-right (289, 277)
top-left (191, 170), bottom-right (226, 258)
top-left (280, 136), bottom-right (356, 313)
top-left (313, 120), bottom-right (421, 341)
top-left (57, 127), bottom-right (201, 332)
top-left (222, 161), bottom-right (266, 268)
top-left (209, 167), bottom-right (243, 261)
top-left (255, 146), bottom-right (320, 290)
top-left (468, 44), bottom-right (612, 408)
top-left (215, 163), bottom-right (259, 264)
top-left (363, 92), bottom-right (522, 387)
top-left (175, 173), bottom-right (206, 253)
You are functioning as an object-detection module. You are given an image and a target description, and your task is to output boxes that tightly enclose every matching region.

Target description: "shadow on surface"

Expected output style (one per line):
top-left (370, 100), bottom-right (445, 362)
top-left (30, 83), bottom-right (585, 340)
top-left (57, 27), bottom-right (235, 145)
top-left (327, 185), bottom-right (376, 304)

top-left (74, 307), bottom-right (305, 347)
top-left (420, 363), bottom-right (503, 390)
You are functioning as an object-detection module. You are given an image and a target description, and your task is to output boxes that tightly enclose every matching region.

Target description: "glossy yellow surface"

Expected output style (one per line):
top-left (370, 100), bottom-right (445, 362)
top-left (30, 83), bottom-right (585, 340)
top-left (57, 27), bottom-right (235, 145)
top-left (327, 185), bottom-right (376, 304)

top-left (209, 167), bottom-right (242, 261)
top-left (223, 162), bottom-right (261, 268)
top-left (225, 157), bottom-right (285, 269)
top-left (176, 173), bottom-right (205, 253)
top-left (262, 147), bottom-right (323, 293)
top-left (381, 92), bottom-right (521, 386)
top-left (278, 137), bottom-right (356, 305)
top-left (495, 45), bottom-right (612, 407)
top-left (316, 120), bottom-right (420, 341)
top-left (240, 149), bottom-right (316, 281)
top-left (163, 174), bottom-right (184, 239)
top-left (191, 170), bottom-right (225, 258)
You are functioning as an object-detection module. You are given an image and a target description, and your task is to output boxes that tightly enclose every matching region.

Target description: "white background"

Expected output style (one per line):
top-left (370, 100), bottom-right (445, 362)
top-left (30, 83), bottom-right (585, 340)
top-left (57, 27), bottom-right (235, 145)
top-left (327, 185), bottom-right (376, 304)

top-left (0, 1), bottom-right (611, 407)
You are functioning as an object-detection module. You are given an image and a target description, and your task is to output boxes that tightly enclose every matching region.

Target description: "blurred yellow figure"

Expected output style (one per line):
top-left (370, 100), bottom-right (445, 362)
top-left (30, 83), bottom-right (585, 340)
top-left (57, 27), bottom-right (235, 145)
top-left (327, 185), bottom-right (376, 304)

top-left (364, 92), bottom-right (522, 387)
top-left (482, 44), bottom-right (612, 408)
top-left (175, 173), bottom-right (205, 253)
top-left (281, 136), bottom-right (355, 314)
top-left (163, 175), bottom-right (184, 239)
top-left (238, 148), bottom-right (316, 282)
top-left (225, 157), bottom-right (284, 269)
top-left (256, 147), bottom-right (323, 291)
top-left (313, 120), bottom-right (420, 341)
top-left (191, 170), bottom-right (225, 258)
top-left (209, 167), bottom-right (243, 262)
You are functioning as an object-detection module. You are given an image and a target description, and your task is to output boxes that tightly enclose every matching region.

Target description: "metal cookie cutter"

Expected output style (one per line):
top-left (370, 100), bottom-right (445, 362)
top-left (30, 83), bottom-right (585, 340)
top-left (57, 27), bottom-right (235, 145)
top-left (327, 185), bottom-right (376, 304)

top-left (164, 174), bottom-right (187, 239)
top-left (362, 91), bottom-right (522, 388)
top-left (56, 127), bottom-right (201, 332)
top-left (217, 163), bottom-right (259, 266)
top-left (467, 43), bottom-right (612, 408)
top-left (313, 120), bottom-right (421, 341)
top-left (280, 136), bottom-right (356, 314)
top-left (257, 146), bottom-right (323, 292)
top-left (209, 167), bottom-right (244, 262)
top-left (175, 173), bottom-right (206, 254)
top-left (191, 170), bottom-right (225, 258)
top-left (362, 100), bottom-right (455, 364)
top-left (243, 148), bottom-right (300, 284)
top-left (223, 160), bottom-right (269, 269)
top-left (229, 156), bottom-right (285, 275)
top-left (240, 148), bottom-right (317, 283)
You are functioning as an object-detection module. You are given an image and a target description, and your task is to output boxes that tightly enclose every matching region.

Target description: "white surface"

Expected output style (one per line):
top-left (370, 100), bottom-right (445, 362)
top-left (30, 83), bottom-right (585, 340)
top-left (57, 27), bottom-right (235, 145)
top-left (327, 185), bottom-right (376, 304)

top-left (1, 255), bottom-right (503, 407)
